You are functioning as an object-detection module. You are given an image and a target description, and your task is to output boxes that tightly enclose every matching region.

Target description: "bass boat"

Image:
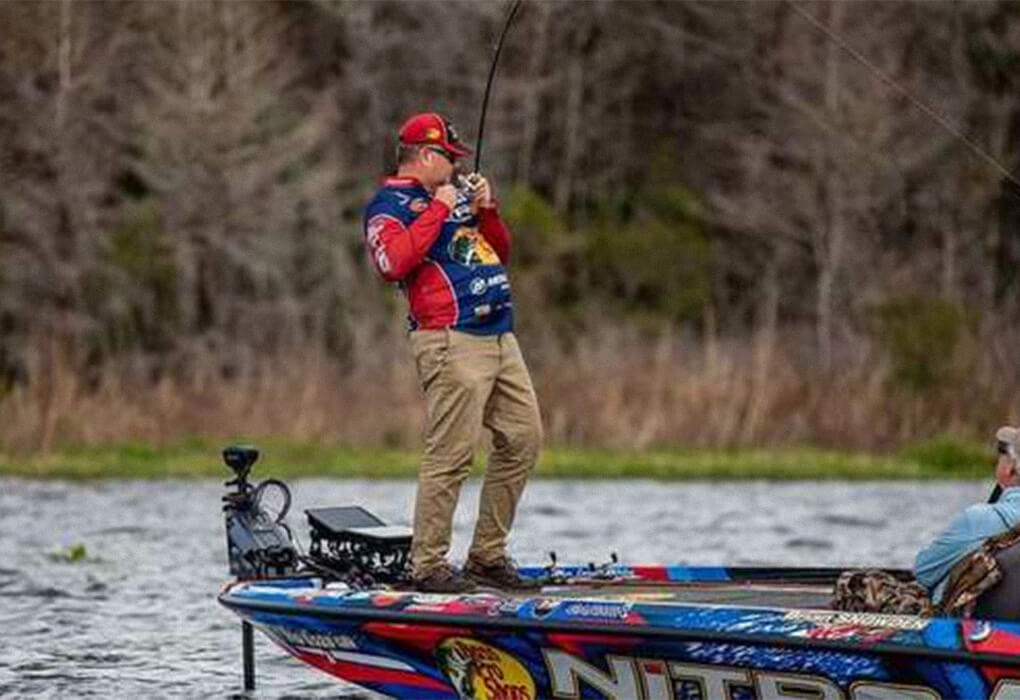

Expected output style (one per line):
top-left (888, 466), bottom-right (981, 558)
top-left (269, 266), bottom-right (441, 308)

top-left (217, 446), bottom-right (1020, 699)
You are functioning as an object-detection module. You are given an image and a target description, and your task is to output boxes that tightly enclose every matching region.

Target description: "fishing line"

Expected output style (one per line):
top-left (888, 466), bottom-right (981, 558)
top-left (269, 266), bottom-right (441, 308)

top-left (474, 0), bottom-right (523, 174)
top-left (787, 1), bottom-right (1020, 189)
top-left (791, 2), bottom-right (1017, 498)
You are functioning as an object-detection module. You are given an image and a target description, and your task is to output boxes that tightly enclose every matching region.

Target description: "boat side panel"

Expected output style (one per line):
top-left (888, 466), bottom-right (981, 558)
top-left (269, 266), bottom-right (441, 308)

top-left (220, 582), bottom-right (1020, 699)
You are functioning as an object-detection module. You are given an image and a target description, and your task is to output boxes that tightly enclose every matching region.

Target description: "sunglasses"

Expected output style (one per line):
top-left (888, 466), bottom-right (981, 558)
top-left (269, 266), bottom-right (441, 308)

top-left (424, 146), bottom-right (454, 163)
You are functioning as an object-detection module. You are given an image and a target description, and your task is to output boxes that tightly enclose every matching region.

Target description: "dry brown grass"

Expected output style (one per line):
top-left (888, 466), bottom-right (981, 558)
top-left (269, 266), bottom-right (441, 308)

top-left (2, 323), bottom-right (1017, 454)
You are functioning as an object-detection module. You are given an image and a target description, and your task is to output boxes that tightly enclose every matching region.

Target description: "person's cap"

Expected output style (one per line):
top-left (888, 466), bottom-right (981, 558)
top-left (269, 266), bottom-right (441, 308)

top-left (398, 113), bottom-right (472, 159)
top-left (996, 426), bottom-right (1019, 456)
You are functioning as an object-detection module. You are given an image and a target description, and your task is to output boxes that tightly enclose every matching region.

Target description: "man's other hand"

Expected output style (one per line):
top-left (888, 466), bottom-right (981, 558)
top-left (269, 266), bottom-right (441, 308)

top-left (473, 175), bottom-right (493, 208)
top-left (435, 184), bottom-right (457, 209)
top-left (464, 174), bottom-right (493, 209)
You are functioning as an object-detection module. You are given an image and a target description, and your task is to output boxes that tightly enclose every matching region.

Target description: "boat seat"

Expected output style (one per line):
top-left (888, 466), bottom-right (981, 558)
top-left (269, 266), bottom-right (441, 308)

top-left (973, 538), bottom-right (1020, 621)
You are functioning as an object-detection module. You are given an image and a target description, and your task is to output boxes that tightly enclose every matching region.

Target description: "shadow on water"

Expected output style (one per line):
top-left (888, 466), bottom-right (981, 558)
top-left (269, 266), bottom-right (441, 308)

top-left (0, 476), bottom-right (987, 698)
top-left (817, 514), bottom-right (887, 529)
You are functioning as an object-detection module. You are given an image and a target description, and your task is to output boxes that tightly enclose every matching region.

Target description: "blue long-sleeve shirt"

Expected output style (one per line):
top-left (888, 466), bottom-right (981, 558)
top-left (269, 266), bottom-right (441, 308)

top-left (914, 487), bottom-right (1020, 603)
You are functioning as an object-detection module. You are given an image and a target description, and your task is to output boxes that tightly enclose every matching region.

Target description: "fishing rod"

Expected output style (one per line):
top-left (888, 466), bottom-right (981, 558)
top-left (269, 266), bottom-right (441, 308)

top-left (472, 0), bottom-right (523, 175)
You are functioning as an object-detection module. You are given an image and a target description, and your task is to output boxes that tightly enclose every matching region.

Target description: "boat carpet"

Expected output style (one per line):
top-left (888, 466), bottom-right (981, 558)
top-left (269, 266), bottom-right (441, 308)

top-left (498, 582), bottom-right (836, 610)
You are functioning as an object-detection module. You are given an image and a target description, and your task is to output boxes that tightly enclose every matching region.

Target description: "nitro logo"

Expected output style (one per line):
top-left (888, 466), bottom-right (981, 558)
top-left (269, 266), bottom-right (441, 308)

top-left (541, 650), bottom-right (958, 699)
top-left (437, 637), bottom-right (535, 700)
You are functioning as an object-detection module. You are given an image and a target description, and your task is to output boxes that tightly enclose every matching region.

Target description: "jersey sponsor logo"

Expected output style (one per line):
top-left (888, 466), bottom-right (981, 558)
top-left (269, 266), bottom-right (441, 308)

top-left (366, 215), bottom-right (387, 244)
top-left (410, 197), bottom-right (429, 212)
top-left (450, 199), bottom-right (475, 222)
top-left (365, 214), bottom-right (398, 273)
top-left (470, 278), bottom-right (487, 295)
top-left (450, 226), bottom-right (500, 267)
top-left (437, 637), bottom-right (536, 700)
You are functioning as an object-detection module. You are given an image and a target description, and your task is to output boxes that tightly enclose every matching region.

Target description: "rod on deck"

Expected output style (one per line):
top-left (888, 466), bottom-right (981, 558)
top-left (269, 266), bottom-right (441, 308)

top-left (242, 621), bottom-right (255, 691)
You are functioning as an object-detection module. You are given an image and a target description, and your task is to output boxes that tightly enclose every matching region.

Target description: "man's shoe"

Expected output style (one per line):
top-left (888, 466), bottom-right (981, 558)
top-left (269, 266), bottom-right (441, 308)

top-left (412, 564), bottom-right (477, 593)
top-left (465, 556), bottom-right (542, 591)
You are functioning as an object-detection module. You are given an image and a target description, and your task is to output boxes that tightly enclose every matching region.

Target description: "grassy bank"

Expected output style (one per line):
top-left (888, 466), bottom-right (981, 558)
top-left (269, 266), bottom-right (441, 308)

top-left (0, 436), bottom-right (994, 480)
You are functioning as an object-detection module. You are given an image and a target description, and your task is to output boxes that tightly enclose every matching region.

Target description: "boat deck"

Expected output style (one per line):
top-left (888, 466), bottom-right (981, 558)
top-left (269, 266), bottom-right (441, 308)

top-left (503, 581), bottom-right (835, 610)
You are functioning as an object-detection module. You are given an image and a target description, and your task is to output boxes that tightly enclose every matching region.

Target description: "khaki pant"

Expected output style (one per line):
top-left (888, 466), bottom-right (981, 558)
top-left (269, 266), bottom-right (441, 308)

top-left (409, 329), bottom-right (542, 578)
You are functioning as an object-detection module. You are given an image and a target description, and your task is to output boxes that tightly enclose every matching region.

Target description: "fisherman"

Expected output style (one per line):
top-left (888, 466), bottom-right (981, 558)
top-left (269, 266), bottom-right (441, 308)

top-left (362, 113), bottom-right (542, 593)
top-left (914, 426), bottom-right (1020, 606)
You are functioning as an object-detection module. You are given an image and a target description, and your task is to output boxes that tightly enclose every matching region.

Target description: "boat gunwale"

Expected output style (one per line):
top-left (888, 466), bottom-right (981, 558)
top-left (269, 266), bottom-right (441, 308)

top-left (219, 590), bottom-right (1020, 669)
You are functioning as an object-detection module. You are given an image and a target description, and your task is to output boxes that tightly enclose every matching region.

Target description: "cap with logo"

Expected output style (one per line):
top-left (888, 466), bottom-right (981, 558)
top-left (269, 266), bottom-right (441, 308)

top-left (996, 426), bottom-right (1019, 458)
top-left (398, 113), bottom-right (472, 159)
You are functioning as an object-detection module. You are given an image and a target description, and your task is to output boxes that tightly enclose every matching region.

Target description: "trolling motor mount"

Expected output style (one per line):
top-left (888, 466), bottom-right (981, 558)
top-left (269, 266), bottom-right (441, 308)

top-left (222, 445), bottom-right (298, 579)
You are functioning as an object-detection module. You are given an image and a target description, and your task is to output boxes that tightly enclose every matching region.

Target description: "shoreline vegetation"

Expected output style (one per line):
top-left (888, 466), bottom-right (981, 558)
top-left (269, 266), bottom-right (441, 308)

top-left (0, 436), bottom-right (996, 481)
top-left (3, 5), bottom-right (1020, 468)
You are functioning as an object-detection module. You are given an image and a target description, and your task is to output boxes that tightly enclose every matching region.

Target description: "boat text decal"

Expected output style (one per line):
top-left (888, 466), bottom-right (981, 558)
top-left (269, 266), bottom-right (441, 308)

top-left (542, 650), bottom-right (947, 699)
top-left (784, 609), bottom-right (929, 631)
top-left (266, 626), bottom-right (357, 651)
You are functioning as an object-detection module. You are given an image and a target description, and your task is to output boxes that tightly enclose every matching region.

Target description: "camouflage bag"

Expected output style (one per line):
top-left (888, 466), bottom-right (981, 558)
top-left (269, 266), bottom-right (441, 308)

top-left (833, 522), bottom-right (1020, 619)
top-left (939, 521), bottom-right (1020, 618)
top-left (832, 570), bottom-right (935, 616)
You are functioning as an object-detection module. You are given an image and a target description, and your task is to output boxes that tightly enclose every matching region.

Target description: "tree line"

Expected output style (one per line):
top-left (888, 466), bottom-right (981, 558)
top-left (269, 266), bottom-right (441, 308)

top-left (1, 1), bottom-right (1018, 451)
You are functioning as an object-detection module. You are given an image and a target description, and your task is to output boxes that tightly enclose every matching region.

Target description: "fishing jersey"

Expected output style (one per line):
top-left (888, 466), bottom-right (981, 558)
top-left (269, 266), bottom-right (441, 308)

top-left (363, 176), bottom-right (513, 335)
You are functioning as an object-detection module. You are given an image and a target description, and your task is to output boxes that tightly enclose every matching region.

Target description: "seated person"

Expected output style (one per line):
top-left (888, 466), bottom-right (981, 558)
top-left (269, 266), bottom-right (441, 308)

top-left (914, 426), bottom-right (1020, 607)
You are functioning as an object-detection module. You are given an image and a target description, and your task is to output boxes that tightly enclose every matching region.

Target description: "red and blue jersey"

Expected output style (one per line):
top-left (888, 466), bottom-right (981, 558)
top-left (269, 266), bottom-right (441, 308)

top-left (363, 176), bottom-right (514, 335)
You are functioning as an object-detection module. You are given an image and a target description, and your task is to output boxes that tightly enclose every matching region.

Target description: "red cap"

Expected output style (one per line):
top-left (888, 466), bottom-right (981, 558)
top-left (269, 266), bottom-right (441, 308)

top-left (398, 113), bottom-right (472, 159)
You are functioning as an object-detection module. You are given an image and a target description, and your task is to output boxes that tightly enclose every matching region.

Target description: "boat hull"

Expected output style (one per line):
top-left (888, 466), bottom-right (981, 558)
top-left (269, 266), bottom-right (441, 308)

top-left (220, 577), bottom-right (1020, 699)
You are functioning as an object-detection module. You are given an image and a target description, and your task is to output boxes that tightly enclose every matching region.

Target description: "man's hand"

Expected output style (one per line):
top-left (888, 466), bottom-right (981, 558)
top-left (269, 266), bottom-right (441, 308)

top-left (434, 184), bottom-right (458, 210)
top-left (476, 175), bottom-right (494, 208)
top-left (465, 174), bottom-right (494, 209)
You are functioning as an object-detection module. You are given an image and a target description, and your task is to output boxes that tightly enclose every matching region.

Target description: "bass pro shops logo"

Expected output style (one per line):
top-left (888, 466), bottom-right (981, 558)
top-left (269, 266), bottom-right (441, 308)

top-left (449, 226), bottom-right (500, 268)
top-left (437, 637), bottom-right (536, 700)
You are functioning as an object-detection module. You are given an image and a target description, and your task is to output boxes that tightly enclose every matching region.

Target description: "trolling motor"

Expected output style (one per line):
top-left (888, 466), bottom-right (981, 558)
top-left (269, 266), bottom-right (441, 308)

top-left (221, 444), bottom-right (301, 693)
top-left (220, 445), bottom-right (413, 691)
top-left (222, 445), bottom-right (298, 579)
top-left (222, 444), bottom-right (413, 585)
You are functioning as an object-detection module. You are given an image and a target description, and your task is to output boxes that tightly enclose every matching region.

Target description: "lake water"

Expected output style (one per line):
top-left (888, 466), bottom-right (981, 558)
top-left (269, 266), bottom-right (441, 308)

top-left (0, 477), bottom-right (989, 698)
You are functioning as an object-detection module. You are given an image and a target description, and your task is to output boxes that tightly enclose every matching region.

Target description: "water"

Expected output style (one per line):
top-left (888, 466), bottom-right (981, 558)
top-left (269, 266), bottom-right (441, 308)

top-left (0, 477), bottom-right (989, 698)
